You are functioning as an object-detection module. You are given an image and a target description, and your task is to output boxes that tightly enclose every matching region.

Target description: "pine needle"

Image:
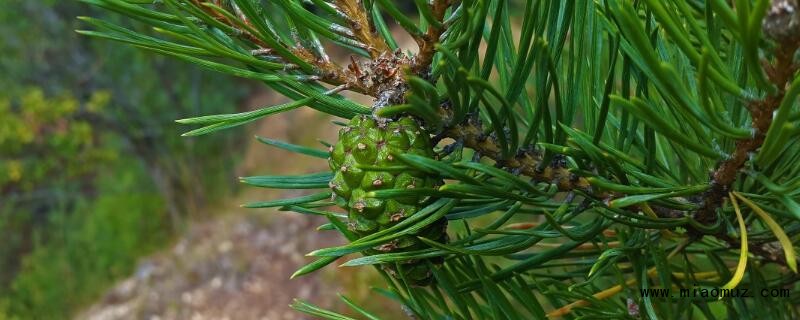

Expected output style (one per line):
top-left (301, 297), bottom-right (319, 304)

top-left (733, 192), bottom-right (797, 272)
top-left (722, 192), bottom-right (749, 290)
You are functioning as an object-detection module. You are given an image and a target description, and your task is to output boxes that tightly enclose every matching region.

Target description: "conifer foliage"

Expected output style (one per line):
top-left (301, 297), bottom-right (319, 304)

top-left (82, 0), bottom-right (800, 318)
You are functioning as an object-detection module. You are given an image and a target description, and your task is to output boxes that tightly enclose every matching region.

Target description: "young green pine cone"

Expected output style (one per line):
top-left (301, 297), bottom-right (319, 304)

top-left (328, 115), bottom-right (447, 286)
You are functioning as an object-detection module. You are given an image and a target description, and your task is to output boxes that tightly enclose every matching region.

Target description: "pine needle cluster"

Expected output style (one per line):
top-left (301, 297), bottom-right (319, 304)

top-left (81, 0), bottom-right (800, 318)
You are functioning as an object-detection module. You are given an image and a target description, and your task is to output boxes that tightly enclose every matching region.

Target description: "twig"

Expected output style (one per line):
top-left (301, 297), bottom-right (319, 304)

top-left (412, 0), bottom-right (452, 75)
top-left (188, 1), bottom-right (367, 92)
top-left (694, 40), bottom-right (800, 228)
top-left (334, 0), bottom-right (390, 57)
top-left (443, 119), bottom-right (591, 191)
top-left (692, 28), bottom-right (800, 263)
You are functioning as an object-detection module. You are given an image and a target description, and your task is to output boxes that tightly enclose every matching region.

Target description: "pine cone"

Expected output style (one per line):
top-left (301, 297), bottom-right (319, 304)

top-left (328, 115), bottom-right (447, 286)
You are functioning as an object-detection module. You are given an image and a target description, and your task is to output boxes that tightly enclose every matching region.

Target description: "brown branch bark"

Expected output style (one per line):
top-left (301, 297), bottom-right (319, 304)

top-left (412, 0), bottom-right (452, 75)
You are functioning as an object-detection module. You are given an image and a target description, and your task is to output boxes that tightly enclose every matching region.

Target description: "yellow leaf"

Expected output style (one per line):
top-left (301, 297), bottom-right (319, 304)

top-left (723, 193), bottom-right (748, 290)
top-left (733, 192), bottom-right (797, 273)
top-left (7, 160), bottom-right (22, 182)
top-left (87, 90), bottom-right (111, 112)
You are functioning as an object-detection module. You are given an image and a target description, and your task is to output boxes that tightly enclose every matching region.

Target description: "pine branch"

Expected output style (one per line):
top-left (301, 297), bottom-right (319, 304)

top-left (442, 116), bottom-right (591, 192)
top-left (434, 84), bottom-right (799, 269)
top-left (188, 0), bottom-right (367, 92)
top-left (426, 48), bottom-right (799, 269)
top-left (432, 5), bottom-right (800, 270)
top-left (696, 40), bottom-right (800, 229)
top-left (686, 14), bottom-right (800, 269)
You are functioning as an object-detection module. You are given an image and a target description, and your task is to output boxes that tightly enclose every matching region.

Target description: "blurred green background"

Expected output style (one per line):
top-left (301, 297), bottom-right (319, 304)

top-left (0, 1), bottom-right (254, 318)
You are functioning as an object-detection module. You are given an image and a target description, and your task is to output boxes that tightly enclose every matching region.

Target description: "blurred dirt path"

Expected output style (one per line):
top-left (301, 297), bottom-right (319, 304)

top-left (80, 92), bottom-right (401, 320)
top-left (80, 199), bottom-right (341, 320)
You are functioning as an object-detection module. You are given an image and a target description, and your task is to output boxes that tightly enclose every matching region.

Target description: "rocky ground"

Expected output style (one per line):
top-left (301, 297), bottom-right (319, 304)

top-left (80, 93), bottom-right (404, 320)
top-left (82, 208), bottom-right (341, 320)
